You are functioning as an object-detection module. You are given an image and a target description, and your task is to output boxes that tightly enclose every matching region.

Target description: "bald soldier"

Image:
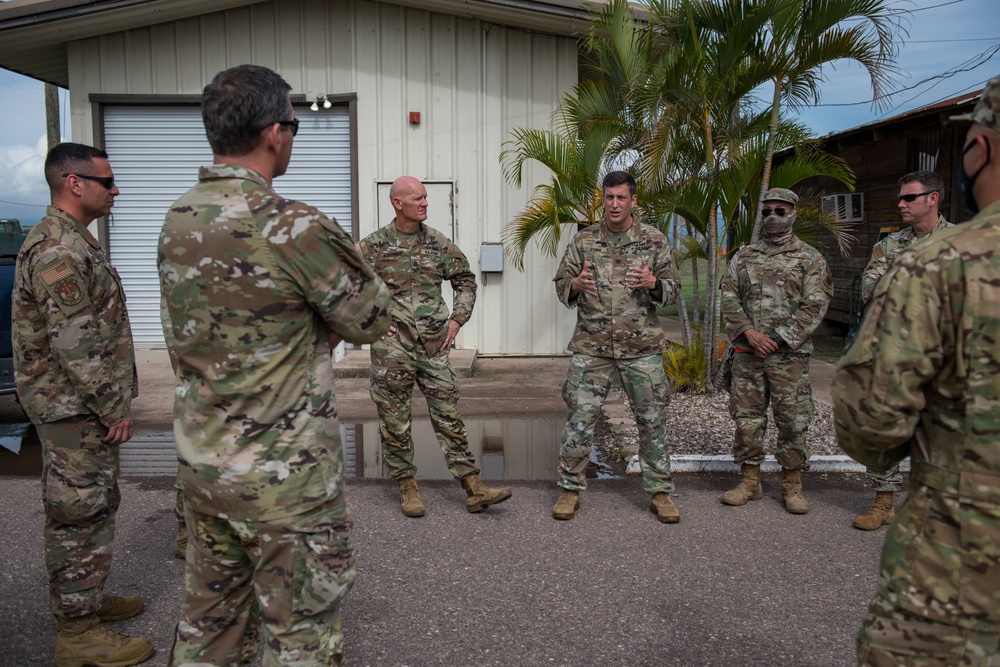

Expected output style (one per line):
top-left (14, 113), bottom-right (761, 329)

top-left (359, 177), bottom-right (511, 517)
top-left (835, 75), bottom-right (1000, 664)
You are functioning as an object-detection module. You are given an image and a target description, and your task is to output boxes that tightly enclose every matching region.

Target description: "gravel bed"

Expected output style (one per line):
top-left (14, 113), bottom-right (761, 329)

top-left (593, 384), bottom-right (840, 462)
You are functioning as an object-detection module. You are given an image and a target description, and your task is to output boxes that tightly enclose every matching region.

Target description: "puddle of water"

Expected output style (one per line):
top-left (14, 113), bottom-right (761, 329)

top-left (0, 415), bottom-right (625, 482)
top-left (345, 415), bottom-right (623, 481)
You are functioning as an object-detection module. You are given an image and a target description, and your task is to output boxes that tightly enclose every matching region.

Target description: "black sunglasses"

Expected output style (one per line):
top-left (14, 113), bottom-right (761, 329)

top-left (276, 118), bottom-right (299, 137)
top-left (761, 206), bottom-right (788, 217)
top-left (64, 173), bottom-right (115, 189)
top-left (897, 190), bottom-right (936, 203)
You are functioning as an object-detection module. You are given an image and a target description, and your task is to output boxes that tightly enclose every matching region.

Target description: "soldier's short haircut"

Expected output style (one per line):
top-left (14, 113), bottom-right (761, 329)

top-left (602, 171), bottom-right (637, 196)
top-left (202, 64), bottom-right (293, 157)
top-left (44, 142), bottom-right (109, 193)
top-left (899, 170), bottom-right (944, 194)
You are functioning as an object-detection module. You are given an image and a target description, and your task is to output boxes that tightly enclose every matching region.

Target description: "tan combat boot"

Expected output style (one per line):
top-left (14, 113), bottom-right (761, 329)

top-left (854, 491), bottom-right (895, 530)
top-left (781, 468), bottom-right (808, 514)
top-left (552, 490), bottom-right (580, 520)
top-left (173, 520), bottom-right (188, 560)
top-left (397, 477), bottom-right (426, 517)
top-left (55, 613), bottom-right (153, 667)
top-left (95, 594), bottom-right (144, 623)
top-left (721, 463), bottom-right (762, 506)
top-left (461, 473), bottom-right (512, 513)
top-left (649, 492), bottom-right (680, 523)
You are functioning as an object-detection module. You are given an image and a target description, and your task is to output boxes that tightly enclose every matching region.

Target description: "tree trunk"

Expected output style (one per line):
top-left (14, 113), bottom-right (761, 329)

top-left (750, 77), bottom-right (783, 243)
top-left (702, 119), bottom-right (717, 393)
top-left (673, 215), bottom-right (692, 350)
top-left (44, 83), bottom-right (60, 151)
top-left (687, 220), bottom-right (700, 324)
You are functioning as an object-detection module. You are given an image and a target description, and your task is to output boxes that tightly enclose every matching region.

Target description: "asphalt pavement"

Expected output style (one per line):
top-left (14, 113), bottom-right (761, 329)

top-left (0, 472), bottom-right (888, 667)
top-left (0, 322), bottom-right (886, 666)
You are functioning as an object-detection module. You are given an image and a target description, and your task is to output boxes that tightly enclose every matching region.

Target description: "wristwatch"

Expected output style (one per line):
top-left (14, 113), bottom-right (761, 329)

top-left (654, 278), bottom-right (663, 292)
top-left (768, 332), bottom-right (781, 343)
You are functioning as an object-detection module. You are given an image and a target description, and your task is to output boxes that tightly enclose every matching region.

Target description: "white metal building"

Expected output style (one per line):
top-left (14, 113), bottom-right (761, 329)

top-left (0, 0), bottom-right (591, 354)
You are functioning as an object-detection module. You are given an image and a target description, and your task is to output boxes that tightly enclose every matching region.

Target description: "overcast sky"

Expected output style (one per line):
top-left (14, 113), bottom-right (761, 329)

top-left (0, 0), bottom-right (997, 226)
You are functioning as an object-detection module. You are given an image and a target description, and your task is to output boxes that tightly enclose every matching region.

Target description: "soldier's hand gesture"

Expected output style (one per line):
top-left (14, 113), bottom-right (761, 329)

top-left (571, 260), bottom-right (598, 297)
top-left (626, 258), bottom-right (655, 290)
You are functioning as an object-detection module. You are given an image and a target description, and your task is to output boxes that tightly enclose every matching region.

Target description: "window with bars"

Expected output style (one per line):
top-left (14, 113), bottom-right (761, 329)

top-left (907, 127), bottom-right (941, 172)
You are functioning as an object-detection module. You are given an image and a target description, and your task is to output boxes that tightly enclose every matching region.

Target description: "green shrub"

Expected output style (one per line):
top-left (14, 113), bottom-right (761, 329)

top-left (662, 339), bottom-right (709, 393)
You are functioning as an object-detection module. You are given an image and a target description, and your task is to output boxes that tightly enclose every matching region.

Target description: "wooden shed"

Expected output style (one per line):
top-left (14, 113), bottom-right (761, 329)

top-left (784, 89), bottom-right (981, 325)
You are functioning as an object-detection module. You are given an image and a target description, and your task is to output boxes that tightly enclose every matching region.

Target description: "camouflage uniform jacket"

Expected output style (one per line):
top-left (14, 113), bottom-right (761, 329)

top-left (554, 217), bottom-right (680, 359)
top-left (13, 206), bottom-right (137, 426)
top-left (720, 235), bottom-right (832, 354)
top-left (358, 220), bottom-right (476, 355)
top-left (159, 164), bottom-right (390, 522)
top-left (833, 199), bottom-right (1000, 633)
top-left (860, 214), bottom-right (952, 304)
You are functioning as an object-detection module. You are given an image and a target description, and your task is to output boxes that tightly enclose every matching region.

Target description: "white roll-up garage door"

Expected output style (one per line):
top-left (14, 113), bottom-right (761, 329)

top-left (103, 104), bottom-right (353, 347)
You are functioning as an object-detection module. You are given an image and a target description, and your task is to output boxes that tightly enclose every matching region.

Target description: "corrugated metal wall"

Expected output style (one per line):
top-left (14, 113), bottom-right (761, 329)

top-left (103, 105), bottom-right (354, 346)
top-left (65, 0), bottom-right (578, 355)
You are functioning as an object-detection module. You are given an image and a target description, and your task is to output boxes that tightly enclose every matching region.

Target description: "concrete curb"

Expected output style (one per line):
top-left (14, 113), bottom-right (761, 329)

top-left (629, 454), bottom-right (911, 474)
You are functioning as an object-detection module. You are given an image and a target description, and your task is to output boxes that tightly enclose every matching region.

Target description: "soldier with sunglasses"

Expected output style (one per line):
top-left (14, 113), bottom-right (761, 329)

top-left (12, 142), bottom-right (152, 666)
top-left (719, 188), bottom-right (833, 515)
top-left (835, 74), bottom-right (1000, 666)
top-left (851, 171), bottom-right (952, 532)
top-left (159, 65), bottom-right (390, 667)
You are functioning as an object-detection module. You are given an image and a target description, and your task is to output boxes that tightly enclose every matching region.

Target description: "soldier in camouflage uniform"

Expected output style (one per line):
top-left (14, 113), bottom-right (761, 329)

top-left (852, 171), bottom-right (953, 532)
top-left (834, 75), bottom-right (1000, 666)
top-left (159, 65), bottom-right (391, 667)
top-left (358, 176), bottom-right (511, 517)
top-left (13, 142), bottom-right (153, 666)
top-left (551, 171), bottom-right (681, 522)
top-left (719, 188), bottom-right (832, 515)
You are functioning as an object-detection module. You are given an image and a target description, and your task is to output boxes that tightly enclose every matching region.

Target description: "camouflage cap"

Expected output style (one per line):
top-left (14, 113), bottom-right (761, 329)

top-left (950, 75), bottom-right (1000, 130)
top-left (762, 188), bottom-right (799, 206)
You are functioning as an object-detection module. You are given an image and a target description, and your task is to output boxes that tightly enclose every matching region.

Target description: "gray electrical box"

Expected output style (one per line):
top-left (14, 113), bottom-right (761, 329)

top-left (480, 243), bottom-right (504, 273)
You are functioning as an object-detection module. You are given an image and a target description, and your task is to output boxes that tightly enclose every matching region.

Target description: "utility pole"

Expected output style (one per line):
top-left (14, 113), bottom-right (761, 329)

top-left (44, 83), bottom-right (60, 150)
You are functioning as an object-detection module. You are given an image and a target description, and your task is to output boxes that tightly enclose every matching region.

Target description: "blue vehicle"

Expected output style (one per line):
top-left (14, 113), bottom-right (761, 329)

top-left (0, 219), bottom-right (28, 395)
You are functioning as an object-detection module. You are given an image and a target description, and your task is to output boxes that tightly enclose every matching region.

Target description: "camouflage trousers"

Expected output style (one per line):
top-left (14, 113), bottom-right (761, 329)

top-left (369, 339), bottom-right (478, 481)
top-left (865, 463), bottom-right (904, 493)
top-left (558, 353), bottom-right (674, 494)
top-left (37, 414), bottom-right (121, 620)
top-left (728, 352), bottom-right (813, 470)
top-left (171, 494), bottom-right (356, 667)
top-left (858, 596), bottom-right (1000, 666)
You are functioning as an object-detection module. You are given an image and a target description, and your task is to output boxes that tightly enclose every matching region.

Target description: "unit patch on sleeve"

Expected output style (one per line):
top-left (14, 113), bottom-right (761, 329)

top-left (39, 260), bottom-right (89, 315)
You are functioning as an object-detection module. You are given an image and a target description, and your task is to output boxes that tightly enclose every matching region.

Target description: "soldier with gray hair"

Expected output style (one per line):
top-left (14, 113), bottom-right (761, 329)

top-left (13, 142), bottom-right (152, 666)
top-left (835, 74), bottom-right (1000, 665)
top-left (159, 64), bottom-right (391, 666)
top-left (720, 188), bottom-right (833, 514)
top-left (359, 176), bottom-right (512, 517)
top-left (852, 170), bottom-right (953, 531)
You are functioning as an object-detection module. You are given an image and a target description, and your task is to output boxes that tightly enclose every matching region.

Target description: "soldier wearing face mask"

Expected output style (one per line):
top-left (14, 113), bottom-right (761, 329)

top-left (719, 188), bottom-right (833, 515)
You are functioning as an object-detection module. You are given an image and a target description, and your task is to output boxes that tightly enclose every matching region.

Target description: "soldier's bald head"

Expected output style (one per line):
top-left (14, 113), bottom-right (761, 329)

top-left (390, 176), bottom-right (422, 200)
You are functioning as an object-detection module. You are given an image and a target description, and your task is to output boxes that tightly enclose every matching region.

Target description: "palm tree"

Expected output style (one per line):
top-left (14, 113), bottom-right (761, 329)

top-left (500, 0), bottom-right (865, 391)
top-left (748, 0), bottom-right (901, 242)
top-left (645, 0), bottom-right (780, 388)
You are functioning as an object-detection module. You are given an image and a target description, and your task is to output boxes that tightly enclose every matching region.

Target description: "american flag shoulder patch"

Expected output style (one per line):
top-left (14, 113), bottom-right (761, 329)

top-left (41, 262), bottom-right (73, 286)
